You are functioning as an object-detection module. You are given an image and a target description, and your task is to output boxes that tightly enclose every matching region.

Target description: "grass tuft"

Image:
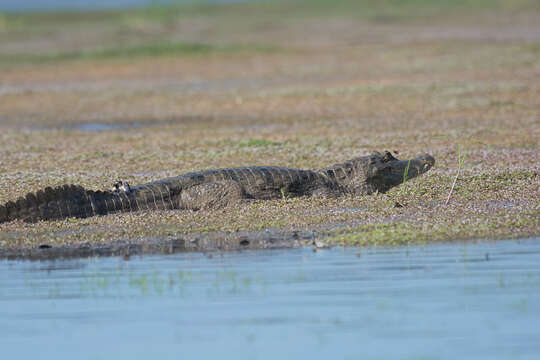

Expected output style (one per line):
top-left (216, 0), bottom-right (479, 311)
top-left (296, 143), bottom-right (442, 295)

top-left (445, 144), bottom-right (468, 206)
top-left (237, 139), bottom-right (282, 148)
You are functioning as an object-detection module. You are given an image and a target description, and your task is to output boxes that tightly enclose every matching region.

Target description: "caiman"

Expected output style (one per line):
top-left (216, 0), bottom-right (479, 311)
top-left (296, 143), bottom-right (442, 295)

top-left (0, 151), bottom-right (434, 223)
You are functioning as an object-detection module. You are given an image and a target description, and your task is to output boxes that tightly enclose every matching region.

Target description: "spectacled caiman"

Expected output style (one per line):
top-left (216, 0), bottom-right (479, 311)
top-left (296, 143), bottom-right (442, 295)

top-left (0, 151), bottom-right (434, 223)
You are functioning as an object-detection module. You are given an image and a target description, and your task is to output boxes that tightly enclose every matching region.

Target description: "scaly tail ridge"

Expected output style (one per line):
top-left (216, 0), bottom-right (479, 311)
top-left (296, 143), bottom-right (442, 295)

top-left (0, 182), bottom-right (179, 223)
top-left (0, 185), bottom-right (121, 223)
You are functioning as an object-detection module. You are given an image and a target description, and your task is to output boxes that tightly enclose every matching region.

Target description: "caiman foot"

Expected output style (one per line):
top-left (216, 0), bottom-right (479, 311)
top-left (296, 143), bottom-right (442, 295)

top-left (180, 180), bottom-right (246, 210)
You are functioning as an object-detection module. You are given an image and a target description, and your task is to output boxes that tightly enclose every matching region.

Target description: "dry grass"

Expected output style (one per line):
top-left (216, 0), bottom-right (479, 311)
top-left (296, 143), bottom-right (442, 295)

top-left (0, 0), bottom-right (538, 254)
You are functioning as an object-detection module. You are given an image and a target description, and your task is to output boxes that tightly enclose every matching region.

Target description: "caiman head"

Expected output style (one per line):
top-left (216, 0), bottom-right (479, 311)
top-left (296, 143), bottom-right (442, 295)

top-left (322, 150), bottom-right (435, 194)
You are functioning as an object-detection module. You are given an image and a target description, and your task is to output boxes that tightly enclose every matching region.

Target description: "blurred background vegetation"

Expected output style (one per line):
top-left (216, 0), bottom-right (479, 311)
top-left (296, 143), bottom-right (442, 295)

top-left (0, 0), bottom-right (539, 65)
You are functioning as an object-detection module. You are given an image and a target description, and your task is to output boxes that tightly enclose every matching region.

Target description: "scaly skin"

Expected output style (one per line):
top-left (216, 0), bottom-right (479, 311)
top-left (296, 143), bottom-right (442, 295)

top-left (0, 151), bottom-right (434, 223)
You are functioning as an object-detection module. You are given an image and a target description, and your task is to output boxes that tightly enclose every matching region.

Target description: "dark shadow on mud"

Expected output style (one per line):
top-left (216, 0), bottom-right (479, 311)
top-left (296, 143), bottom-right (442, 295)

top-left (0, 229), bottom-right (316, 261)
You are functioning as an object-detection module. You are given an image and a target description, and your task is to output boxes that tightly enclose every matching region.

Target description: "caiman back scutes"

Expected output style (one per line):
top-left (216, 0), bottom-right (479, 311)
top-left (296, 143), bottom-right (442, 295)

top-left (0, 151), bottom-right (435, 223)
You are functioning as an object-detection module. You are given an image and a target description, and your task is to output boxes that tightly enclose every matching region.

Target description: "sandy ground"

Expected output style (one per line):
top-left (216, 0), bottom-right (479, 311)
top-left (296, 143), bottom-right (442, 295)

top-left (0, 1), bottom-right (538, 258)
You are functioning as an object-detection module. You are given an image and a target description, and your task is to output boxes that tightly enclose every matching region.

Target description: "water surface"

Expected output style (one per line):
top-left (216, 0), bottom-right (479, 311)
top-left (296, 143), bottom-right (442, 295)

top-left (1, 238), bottom-right (539, 359)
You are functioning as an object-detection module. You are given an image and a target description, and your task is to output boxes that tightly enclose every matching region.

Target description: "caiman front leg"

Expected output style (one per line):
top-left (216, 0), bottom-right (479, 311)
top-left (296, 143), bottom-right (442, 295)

top-left (179, 180), bottom-right (248, 211)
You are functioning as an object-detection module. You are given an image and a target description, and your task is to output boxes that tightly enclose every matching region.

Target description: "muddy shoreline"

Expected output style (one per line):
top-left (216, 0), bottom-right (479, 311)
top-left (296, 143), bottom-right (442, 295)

top-left (2, 227), bottom-right (538, 261)
top-left (0, 229), bottom-right (317, 261)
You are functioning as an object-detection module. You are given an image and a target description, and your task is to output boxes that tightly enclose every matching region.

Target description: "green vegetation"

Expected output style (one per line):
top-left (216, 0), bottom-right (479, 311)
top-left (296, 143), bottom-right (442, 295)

top-left (1, 0), bottom-right (538, 64)
top-left (0, 42), bottom-right (278, 65)
top-left (237, 139), bottom-right (281, 148)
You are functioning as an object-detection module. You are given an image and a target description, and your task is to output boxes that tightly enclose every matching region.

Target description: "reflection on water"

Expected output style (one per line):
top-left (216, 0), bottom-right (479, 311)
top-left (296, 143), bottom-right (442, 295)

top-left (1, 239), bottom-right (539, 359)
top-left (71, 122), bottom-right (146, 132)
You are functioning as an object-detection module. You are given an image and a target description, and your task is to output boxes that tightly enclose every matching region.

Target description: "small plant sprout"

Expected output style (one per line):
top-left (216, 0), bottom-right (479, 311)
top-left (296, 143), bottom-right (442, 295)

top-left (396, 159), bottom-right (411, 200)
top-left (403, 159), bottom-right (411, 183)
top-left (280, 187), bottom-right (287, 200)
top-left (445, 144), bottom-right (467, 206)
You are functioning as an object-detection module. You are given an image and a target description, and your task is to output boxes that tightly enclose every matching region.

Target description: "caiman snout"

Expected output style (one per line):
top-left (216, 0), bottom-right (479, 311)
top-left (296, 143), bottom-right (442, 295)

top-left (392, 153), bottom-right (435, 179)
top-left (415, 153), bottom-right (436, 174)
top-left (376, 152), bottom-right (435, 192)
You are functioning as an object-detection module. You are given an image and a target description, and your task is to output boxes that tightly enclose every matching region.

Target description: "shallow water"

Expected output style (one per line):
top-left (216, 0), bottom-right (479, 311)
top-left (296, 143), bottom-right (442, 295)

top-left (1, 238), bottom-right (539, 359)
top-left (71, 122), bottom-right (146, 132)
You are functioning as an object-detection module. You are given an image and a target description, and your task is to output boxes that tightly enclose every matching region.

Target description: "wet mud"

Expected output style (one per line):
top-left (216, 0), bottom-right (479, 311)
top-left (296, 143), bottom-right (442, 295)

top-left (0, 229), bottom-right (316, 261)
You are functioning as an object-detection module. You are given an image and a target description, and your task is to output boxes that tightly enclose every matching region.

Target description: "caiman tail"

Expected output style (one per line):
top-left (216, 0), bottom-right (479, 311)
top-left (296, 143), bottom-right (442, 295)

top-left (0, 184), bottom-right (167, 223)
top-left (0, 185), bottom-right (106, 223)
top-left (0, 182), bottom-right (182, 223)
